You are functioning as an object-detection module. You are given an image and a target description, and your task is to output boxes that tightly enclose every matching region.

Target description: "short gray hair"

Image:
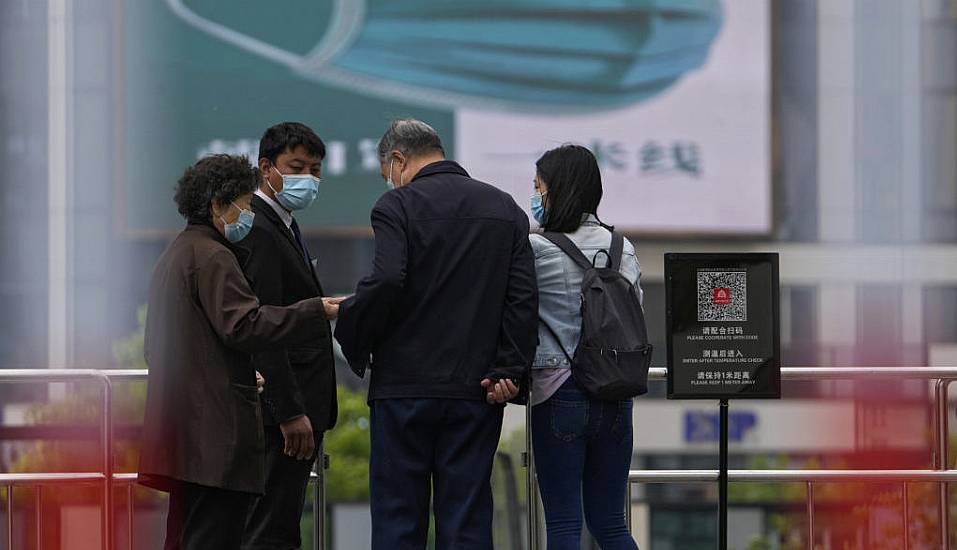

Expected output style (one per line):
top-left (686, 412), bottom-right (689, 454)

top-left (377, 119), bottom-right (445, 161)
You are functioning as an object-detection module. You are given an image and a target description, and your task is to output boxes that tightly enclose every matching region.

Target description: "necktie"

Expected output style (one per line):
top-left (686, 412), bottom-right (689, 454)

top-left (289, 218), bottom-right (311, 266)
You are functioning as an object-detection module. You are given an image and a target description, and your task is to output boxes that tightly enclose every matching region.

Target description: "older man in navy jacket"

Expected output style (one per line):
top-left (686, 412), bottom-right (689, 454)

top-left (335, 119), bottom-right (538, 549)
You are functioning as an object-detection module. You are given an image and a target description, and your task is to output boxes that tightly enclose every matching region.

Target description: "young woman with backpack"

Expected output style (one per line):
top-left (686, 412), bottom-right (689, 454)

top-left (529, 144), bottom-right (646, 549)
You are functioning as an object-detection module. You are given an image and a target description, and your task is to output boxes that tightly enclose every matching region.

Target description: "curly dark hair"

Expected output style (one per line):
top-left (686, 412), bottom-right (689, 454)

top-left (173, 154), bottom-right (258, 223)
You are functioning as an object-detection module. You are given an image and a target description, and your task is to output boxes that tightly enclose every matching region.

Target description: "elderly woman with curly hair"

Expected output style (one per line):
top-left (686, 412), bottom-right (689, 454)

top-left (138, 154), bottom-right (339, 550)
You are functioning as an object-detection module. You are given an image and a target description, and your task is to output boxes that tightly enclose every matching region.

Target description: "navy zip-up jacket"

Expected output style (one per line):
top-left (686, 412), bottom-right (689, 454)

top-left (334, 160), bottom-right (538, 401)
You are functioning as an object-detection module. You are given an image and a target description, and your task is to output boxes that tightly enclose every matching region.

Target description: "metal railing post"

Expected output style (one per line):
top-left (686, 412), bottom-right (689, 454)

top-left (99, 373), bottom-right (114, 550)
top-left (313, 474), bottom-right (319, 550)
top-left (127, 482), bottom-right (134, 550)
top-left (936, 379), bottom-right (950, 549)
top-left (318, 448), bottom-right (328, 550)
top-left (902, 482), bottom-right (909, 550)
top-left (525, 400), bottom-right (538, 550)
top-left (806, 482), bottom-right (814, 550)
top-left (6, 484), bottom-right (12, 550)
top-left (35, 487), bottom-right (41, 549)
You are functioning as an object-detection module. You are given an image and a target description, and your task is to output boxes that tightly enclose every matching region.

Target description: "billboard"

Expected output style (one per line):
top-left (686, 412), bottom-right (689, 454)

top-left (122, 0), bottom-right (769, 236)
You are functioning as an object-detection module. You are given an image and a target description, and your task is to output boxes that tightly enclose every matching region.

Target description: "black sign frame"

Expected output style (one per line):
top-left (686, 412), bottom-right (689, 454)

top-left (665, 252), bottom-right (781, 400)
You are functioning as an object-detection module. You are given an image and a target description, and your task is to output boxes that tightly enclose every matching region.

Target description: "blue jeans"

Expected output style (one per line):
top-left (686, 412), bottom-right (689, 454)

top-left (531, 378), bottom-right (638, 550)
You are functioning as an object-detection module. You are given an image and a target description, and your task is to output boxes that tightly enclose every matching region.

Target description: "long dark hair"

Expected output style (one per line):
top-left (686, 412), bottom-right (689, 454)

top-left (536, 144), bottom-right (610, 233)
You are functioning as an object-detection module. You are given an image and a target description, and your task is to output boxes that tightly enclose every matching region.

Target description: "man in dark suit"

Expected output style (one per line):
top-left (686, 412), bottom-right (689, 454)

top-left (237, 123), bottom-right (338, 550)
top-left (335, 119), bottom-right (538, 549)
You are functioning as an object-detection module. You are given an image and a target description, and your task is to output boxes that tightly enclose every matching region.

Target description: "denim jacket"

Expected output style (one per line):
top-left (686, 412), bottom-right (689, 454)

top-left (529, 215), bottom-right (643, 370)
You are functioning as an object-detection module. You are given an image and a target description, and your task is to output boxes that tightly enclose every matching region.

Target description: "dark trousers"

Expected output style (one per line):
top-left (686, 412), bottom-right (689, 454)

top-left (242, 426), bottom-right (321, 550)
top-left (531, 378), bottom-right (638, 550)
top-left (164, 481), bottom-right (254, 550)
top-left (370, 398), bottom-right (504, 550)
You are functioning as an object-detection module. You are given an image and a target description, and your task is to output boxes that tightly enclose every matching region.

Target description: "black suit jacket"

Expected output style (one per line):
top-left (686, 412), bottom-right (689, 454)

top-left (236, 194), bottom-right (338, 432)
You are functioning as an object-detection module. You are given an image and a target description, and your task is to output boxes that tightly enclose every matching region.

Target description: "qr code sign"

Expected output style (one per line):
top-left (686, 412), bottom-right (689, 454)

top-left (697, 271), bottom-right (747, 322)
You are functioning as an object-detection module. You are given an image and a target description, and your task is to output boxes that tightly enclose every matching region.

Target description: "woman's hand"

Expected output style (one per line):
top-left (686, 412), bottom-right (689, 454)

top-left (255, 371), bottom-right (265, 394)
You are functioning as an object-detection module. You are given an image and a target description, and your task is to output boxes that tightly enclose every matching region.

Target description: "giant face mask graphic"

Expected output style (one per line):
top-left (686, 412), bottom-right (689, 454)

top-left (166, 0), bottom-right (722, 111)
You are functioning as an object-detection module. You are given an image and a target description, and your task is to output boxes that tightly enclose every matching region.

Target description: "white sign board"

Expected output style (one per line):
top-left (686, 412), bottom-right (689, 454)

top-left (456, 0), bottom-right (771, 235)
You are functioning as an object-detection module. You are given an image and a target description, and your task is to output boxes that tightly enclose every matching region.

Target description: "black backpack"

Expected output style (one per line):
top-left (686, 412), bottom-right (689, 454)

top-left (540, 232), bottom-right (652, 400)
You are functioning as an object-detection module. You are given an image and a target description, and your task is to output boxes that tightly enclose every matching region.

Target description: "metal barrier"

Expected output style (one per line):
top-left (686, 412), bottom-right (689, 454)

top-left (0, 370), bottom-right (112, 550)
top-left (2, 366), bottom-right (955, 549)
top-left (0, 369), bottom-right (326, 550)
top-left (109, 471), bottom-right (323, 550)
top-left (616, 367), bottom-right (957, 550)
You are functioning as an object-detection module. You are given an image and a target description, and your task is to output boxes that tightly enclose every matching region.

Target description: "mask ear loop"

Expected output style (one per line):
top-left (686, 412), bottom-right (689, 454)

top-left (265, 165), bottom-right (283, 195)
top-left (221, 201), bottom-right (243, 226)
top-left (594, 213), bottom-right (615, 232)
top-left (217, 201), bottom-right (235, 227)
top-left (389, 158), bottom-right (405, 187)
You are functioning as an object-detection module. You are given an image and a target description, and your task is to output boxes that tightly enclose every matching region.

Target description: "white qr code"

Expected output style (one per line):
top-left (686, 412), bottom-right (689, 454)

top-left (697, 271), bottom-right (747, 322)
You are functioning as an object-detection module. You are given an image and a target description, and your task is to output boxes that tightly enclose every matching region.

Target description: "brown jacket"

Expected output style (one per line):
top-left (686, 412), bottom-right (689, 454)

top-left (138, 223), bottom-right (325, 494)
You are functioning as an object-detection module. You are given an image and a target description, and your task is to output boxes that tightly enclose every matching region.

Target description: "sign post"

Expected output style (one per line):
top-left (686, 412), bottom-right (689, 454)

top-left (665, 253), bottom-right (781, 550)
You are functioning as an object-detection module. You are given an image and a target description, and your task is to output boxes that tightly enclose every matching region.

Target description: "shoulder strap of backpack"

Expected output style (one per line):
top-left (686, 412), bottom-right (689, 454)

top-left (541, 232), bottom-right (593, 271)
top-left (609, 232), bottom-right (624, 272)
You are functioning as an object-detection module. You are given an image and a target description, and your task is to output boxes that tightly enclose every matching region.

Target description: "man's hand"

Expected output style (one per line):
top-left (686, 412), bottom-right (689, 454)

top-left (481, 378), bottom-right (519, 404)
top-left (322, 296), bottom-right (351, 320)
top-left (279, 415), bottom-right (315, 460)
top-left (255, 371), bottom-right (265, 394)
top-left (322, 297), bottom-right (341, 320)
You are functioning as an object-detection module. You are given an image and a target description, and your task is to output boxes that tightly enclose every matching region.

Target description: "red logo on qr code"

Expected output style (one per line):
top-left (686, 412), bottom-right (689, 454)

top-left (713, 288), bottom-right (731, 305)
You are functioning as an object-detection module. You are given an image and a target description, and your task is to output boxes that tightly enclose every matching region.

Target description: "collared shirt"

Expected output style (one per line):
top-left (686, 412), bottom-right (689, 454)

top-left (254, 189), bottom-right (293, 230)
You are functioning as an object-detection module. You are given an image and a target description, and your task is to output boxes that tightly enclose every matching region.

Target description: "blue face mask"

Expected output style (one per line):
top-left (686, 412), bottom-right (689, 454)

top-left (221, 202), bottom-right (255, 243)
top-left (530, 192), bottom-right (546, 225)
top-left (270, 167), bottom-right (320, 211)
top-left (171, 0), bottom-right (723, 111)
